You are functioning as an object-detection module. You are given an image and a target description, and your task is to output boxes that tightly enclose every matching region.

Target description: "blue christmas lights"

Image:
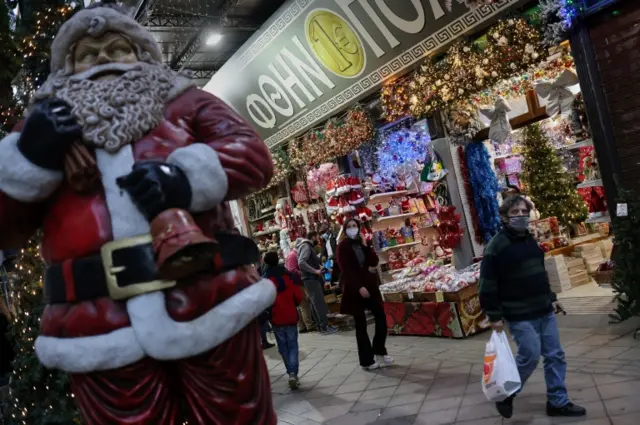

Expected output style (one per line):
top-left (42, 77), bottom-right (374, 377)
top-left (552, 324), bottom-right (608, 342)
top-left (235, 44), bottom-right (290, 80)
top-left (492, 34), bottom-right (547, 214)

top-left (376, 129), bottom-right (431, 184)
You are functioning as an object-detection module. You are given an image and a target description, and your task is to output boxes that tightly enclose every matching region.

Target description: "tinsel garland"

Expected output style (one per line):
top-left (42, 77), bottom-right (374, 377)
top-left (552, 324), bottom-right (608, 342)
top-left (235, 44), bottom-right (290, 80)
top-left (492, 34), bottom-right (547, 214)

top-left (465, 142), bottom-right (502, 242)
top-left (458, 146), bottom-right (483, 245)
top-left (408, 18), bottom-right (543, 117)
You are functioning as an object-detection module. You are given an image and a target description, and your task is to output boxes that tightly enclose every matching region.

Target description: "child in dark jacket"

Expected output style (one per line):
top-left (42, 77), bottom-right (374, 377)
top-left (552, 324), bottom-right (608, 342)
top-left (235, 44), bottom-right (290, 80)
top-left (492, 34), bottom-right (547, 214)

top-left (263, 251), bottom-right (304, 389)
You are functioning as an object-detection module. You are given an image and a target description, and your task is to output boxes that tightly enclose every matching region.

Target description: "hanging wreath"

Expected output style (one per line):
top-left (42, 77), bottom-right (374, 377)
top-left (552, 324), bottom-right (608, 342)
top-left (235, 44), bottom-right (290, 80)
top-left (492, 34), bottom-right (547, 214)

top-left (444, 105), bottom-right (484, 145)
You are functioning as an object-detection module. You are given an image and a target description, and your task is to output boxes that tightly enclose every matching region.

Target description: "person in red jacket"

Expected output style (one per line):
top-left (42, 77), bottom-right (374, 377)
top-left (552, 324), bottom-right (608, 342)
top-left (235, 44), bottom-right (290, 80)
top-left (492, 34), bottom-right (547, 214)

top-left (263, 251), bottom-right (304, 388)
top-left (337, 219), bottom-right (393, 370)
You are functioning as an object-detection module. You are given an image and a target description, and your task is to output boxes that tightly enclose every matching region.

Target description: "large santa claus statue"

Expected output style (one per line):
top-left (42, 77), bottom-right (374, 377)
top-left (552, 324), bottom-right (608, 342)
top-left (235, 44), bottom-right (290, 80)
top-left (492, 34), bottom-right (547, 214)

top-left (0, 2), bottom-right (278, 424)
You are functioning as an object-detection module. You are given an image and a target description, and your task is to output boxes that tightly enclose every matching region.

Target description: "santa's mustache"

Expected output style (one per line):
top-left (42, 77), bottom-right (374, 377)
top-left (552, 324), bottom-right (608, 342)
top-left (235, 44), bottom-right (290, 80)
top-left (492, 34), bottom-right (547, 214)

top-left (70, 62), bottom-right (142, 81)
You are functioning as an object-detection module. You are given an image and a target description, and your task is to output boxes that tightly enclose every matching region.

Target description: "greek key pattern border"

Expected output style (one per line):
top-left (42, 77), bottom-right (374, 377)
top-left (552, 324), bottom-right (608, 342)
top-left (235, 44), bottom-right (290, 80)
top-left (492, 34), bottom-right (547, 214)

top-left (264, 0), bottom-right (518, 149)
top-left (238, 0), bottom-right (313, 68)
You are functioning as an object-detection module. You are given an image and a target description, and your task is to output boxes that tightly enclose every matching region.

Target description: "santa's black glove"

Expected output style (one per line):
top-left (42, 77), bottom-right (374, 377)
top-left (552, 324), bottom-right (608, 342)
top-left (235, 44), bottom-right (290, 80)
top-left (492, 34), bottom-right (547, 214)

top-left (18, 98), bottom-right (82, 171)
top-left (116, 161), bottom-right (192, 221)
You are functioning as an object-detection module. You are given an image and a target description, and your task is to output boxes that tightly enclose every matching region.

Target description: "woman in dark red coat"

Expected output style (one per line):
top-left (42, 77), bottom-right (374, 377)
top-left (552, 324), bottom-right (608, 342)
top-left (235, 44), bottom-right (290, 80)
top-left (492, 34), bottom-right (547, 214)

top-left (337, 219), bottom-right (393, 370)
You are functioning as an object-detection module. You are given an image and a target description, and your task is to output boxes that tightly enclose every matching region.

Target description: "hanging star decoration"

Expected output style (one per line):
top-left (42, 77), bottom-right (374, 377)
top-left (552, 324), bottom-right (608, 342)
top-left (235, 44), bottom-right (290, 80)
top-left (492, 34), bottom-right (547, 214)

top-left (535, 69), bottom-right (579, 117)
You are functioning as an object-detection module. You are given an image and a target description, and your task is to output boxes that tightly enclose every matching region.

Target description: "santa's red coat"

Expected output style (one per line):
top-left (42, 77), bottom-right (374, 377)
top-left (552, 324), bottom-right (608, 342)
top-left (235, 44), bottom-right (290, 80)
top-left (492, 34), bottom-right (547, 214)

top-left (0, 86), bottom-right (277, 424)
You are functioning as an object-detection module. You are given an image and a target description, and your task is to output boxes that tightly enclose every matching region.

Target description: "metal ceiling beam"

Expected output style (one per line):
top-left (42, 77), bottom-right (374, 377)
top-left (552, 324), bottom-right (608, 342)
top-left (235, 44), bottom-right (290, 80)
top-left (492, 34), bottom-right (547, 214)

top-left (169, 0), bottom-right (241, 71)
top-left (220, 16), bottom-right (261, 30)
top-left (170, 33), bottom-right (202, 70)
top-left (183, 69), bottom-right (217, 80)
top-left (146, 14), bottom-right (219, 28)
top-left (133, 0), bottom-right (159, 25)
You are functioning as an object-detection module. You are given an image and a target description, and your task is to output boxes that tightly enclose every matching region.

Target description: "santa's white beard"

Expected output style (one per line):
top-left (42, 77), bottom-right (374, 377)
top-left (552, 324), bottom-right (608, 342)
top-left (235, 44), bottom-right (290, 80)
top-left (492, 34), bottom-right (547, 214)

top-left (33, 62), bottom-right (175, 152)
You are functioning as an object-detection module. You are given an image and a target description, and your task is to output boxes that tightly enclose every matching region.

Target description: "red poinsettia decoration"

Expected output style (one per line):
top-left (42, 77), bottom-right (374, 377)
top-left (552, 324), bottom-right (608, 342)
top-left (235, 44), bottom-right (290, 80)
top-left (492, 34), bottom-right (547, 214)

top-left (436, 206), bottom-right (464, 249)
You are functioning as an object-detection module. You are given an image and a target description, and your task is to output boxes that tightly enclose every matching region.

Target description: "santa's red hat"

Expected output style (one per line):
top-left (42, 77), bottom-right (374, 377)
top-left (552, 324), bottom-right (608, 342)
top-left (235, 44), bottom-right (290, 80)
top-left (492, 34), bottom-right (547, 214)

top-left (50, 3), bottom-right (163, 74)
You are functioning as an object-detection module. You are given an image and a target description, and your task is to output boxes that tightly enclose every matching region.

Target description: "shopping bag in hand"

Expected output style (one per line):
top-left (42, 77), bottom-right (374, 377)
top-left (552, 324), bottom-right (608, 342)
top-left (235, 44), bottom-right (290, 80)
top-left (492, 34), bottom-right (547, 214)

top-left (482, 331), bottom-right (522, 402)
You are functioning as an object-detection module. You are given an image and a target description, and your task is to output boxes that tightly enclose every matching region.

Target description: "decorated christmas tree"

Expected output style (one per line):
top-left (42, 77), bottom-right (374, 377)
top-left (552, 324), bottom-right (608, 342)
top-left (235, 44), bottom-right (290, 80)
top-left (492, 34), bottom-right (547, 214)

top-left (2, 1), bottom-right (83, 423)
top-left (521, 124), bottom-right (588, 226)
top-left (610, 188), bottom-right (640, 324)
top-left (5, 238), bottom-right (82, 425)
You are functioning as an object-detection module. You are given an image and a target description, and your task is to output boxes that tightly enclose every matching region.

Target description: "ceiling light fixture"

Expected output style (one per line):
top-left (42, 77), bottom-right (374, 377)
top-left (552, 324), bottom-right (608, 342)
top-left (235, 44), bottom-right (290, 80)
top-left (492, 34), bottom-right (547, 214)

top-left (206, 33), bottom-right (223, 46)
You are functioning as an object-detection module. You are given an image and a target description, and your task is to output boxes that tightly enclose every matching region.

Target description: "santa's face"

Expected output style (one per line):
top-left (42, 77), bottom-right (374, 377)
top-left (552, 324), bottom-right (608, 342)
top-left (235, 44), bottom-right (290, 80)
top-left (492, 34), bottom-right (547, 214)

top-left (33, 32), bottom-right (175, 152)
top-left (73, 33), bottom-right (138, 78)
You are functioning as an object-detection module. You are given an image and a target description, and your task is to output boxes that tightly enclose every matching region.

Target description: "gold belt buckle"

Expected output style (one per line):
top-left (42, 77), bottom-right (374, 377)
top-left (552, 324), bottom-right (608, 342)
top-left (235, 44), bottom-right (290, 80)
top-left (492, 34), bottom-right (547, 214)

top-left (101, 234), bottom-right (176, 301)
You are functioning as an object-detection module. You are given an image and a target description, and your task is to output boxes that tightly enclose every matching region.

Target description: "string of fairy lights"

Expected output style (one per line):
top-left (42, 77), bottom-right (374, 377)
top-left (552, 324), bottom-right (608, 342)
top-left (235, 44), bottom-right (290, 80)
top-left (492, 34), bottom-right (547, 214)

top-left (0, 5), bottom-right (74, 135)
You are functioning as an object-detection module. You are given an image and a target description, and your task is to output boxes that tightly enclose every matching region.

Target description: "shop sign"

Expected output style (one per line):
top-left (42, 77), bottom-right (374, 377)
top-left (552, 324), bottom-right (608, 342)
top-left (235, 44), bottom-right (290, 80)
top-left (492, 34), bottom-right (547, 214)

top-left (204, 0), bottom-right (523, 148)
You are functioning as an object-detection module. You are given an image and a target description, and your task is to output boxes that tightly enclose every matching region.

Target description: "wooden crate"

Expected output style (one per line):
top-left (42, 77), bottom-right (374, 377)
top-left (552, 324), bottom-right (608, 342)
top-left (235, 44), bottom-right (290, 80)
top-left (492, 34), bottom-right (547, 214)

top-left (412, 292), bottom-right (437, 302)
top-left (444, 283), bottom-right (479, 302)
top-left (382, 292), bottom-right (404, 303)
top-left (565, 257), bottom-right (585, 269)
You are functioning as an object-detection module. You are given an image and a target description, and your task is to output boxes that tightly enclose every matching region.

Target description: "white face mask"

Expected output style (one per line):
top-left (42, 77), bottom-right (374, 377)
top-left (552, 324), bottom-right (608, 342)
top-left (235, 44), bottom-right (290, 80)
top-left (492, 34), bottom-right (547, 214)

top-left (346, 228), bottom-right (359, 239)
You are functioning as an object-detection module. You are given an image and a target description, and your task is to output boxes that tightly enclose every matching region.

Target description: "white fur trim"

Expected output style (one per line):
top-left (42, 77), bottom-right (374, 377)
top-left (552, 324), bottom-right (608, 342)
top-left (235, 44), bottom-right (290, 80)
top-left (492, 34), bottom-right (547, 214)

top-left (34, 327), bottom-right (145, 373)
top-left (0, 133), bottom-right (63, 202)
top-left (167, 143), bottom-right (228, 212)
top-left (95, 147), bottom-right (150, 239)
top-left (126, 278), bottom-right (276, 360)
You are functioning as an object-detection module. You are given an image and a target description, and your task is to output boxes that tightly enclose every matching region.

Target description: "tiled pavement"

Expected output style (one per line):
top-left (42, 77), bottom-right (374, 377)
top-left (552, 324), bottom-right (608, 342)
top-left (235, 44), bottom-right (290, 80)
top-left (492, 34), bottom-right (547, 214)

top-left (266, 320), bottom-right (640, 425)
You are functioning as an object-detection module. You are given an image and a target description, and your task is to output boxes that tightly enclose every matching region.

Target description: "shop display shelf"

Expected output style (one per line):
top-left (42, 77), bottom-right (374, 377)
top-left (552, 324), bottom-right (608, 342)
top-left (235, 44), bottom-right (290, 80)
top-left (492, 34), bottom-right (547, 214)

top-left (253, 228), bottom-right (281, 237)
top-left (585, 215), bottom-right (611, 224)
top-left (494, 152), bottom-right (522, 160)
top-left (379, 241), bottom-right (421, 253)
top-left (561, 139), bottom-right (593, 150)
top-left (369, 190), bottom-right (409, 200)
top-left (577, 179), bottom-right (603, 189)
top-left (376, 212), bottom-right (418, 222)
top-left (248, 212), bottom-right (274, 223)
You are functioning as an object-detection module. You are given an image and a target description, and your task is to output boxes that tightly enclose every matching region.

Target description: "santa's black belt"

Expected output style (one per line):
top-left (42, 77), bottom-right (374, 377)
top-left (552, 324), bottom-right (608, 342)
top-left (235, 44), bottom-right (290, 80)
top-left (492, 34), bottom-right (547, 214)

top-left (44, 233), bottom-right (260, 304)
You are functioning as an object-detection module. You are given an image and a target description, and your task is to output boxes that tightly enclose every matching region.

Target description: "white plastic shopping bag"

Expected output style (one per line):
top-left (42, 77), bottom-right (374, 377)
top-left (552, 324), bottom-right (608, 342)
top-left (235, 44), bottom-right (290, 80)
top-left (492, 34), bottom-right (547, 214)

top-left (482, 331), bottom-right (522, 402)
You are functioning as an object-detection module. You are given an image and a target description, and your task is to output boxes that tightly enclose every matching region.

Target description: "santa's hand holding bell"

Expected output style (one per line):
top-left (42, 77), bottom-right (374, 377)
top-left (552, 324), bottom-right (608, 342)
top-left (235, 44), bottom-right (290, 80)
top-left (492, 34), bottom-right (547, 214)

top-left (0, 2), bottom-right (276, 424)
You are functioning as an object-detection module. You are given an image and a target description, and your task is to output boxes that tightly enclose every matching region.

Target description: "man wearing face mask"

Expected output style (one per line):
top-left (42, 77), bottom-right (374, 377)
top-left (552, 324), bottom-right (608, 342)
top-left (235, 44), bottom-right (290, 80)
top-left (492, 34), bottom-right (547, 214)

top-left (479, 195), bottom-right (585, 420)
